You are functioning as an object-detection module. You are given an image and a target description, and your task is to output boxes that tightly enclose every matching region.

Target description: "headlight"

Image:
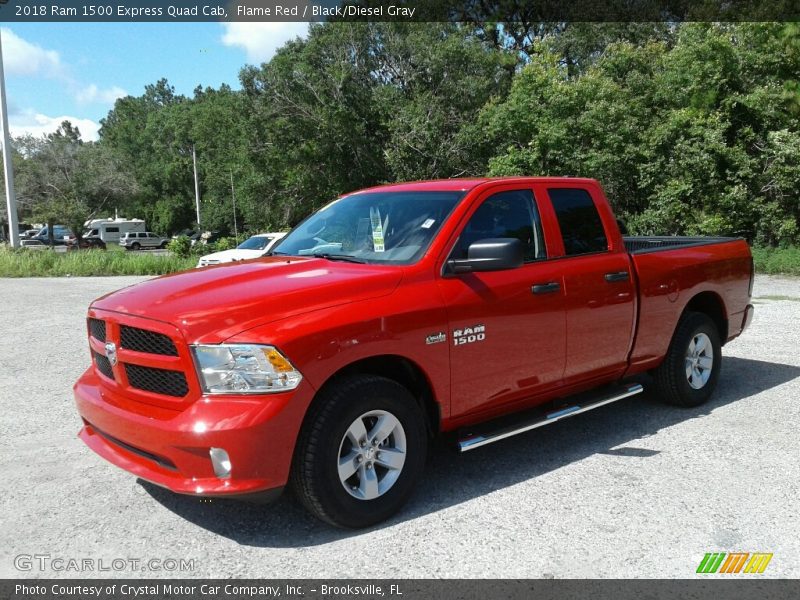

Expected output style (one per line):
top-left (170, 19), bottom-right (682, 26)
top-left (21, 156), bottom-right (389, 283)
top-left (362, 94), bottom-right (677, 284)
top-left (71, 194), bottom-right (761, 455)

top-left (192, 344), bottom-right (302, 394)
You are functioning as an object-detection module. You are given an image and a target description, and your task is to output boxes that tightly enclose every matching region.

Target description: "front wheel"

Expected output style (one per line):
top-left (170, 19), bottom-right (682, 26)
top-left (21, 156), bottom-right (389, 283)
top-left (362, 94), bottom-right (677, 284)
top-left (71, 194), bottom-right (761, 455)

top-left (291, 375), bottom-right (428, 528)
top-left (131, 242), bottom-right (141, 251)
top-left (653, 311), bottom-right (722, 407)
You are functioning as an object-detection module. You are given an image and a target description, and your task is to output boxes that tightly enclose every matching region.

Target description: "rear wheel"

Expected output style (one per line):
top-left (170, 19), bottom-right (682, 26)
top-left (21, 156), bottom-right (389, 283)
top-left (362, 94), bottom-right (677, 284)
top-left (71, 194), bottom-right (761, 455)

top-left (653, 311), bottom-right (722, 407)
top-left (291, 375), bottom-right (428, 528)
top-left (160, 241), bottom-right (169, 249)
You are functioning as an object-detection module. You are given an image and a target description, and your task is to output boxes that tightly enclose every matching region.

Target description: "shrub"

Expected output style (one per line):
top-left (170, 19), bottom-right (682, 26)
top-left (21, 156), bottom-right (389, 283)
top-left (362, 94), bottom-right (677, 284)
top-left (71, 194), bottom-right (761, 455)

top-left (167, 236), bottom-right (192, 258)
top-left (751, 246), bottom-right (800, 276)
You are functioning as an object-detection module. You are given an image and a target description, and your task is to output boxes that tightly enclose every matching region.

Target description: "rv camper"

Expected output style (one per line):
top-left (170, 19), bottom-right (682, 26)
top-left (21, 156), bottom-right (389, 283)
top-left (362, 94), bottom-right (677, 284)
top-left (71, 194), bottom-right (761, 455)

top-left (84, 218), bottom-right (145, 243)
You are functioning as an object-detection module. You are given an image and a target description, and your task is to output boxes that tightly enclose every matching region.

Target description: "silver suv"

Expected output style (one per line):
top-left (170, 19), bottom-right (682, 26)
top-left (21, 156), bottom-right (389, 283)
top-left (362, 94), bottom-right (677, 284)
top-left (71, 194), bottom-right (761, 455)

top-left (119, 231), bottom-right (170, 251)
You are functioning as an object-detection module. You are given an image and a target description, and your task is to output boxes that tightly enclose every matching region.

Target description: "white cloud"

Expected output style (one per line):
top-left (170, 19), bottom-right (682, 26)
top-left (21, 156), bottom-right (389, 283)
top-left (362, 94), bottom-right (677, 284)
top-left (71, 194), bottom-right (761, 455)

top-left (10, 110), bottom-right (100, 141)
top-left (75, 84), bottom-right (128, 105)
top-left (1, 27), bottom-right (62, 77)
top-left (221, 22), bottom-right (309, 63)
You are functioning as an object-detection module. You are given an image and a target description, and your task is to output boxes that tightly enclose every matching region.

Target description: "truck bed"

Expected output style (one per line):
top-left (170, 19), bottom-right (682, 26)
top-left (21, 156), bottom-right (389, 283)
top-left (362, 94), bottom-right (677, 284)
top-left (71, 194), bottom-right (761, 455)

top-left (623, 235), bottom-right (752, 375)
top-left (623, 236), bottom-right (739, 254)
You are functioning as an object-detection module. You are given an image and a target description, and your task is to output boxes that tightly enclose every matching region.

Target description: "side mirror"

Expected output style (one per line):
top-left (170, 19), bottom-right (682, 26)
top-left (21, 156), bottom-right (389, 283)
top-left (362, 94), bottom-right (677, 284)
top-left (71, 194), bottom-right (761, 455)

top-left (447, 238), bottom-right (524, 274)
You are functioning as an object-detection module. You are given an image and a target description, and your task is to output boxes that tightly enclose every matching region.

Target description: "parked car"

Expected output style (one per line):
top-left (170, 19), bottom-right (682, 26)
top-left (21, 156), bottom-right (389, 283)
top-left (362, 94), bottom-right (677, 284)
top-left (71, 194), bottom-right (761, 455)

top-left (21, 225), bottom-right (72, 248)
top-left (31, 225), bottom-right (72, 244)
top-left (74, 177), bottom-right (754, 528)
top-left (119, 231), bottom-right (170, 250)
top-left (20, 229), bottom-right (41, 240)
top-left (68, 237), bottom-right (107, 251)
top-left (196, 233), bottom-right (287, 267)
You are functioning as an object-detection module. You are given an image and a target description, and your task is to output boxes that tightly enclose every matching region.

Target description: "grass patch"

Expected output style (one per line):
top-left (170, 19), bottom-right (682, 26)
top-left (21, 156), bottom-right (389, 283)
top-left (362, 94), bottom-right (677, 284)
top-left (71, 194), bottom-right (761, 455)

top-left (752, 246), bottom-right (800, 276)
top-left (0, 247), bottom-right (196, 277)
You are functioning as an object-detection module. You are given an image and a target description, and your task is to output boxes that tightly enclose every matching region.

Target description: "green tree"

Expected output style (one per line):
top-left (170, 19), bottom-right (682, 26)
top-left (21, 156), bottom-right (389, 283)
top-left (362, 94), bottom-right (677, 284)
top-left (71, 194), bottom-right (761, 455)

top-left (13, 122), bottom-right (137, 243)
top-left (240, 23), bottom-right (388, 228)
top-left (476, 23), bottom-right (799, 244)
top-left (66, 22), bottom-right (799, 248)
top-left (100, 79), bottom-right (196, 234)
top-left (376, 23), bottom-right (512, 180)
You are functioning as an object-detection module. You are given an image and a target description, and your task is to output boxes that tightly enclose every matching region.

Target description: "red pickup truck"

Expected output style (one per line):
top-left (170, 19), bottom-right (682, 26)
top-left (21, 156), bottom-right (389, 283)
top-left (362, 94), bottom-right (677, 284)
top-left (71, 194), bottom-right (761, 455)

top-left (74, 177), bottom-right (754, 527)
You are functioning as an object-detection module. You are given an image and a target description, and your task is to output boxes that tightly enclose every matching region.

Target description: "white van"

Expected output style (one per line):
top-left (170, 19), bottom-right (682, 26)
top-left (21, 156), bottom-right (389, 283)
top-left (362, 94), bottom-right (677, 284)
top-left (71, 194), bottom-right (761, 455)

top-left (84, 219), bottom-right (145, 243)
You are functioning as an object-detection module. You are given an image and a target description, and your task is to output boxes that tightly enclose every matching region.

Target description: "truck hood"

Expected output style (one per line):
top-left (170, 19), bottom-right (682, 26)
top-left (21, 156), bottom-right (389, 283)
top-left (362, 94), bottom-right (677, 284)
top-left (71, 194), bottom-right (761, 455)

top-left (91, 257), bottom-right (403, 343)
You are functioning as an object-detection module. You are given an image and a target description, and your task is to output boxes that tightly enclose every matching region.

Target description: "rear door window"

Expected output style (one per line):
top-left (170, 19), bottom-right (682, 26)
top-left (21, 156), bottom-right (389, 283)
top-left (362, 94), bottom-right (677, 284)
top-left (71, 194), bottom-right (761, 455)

top-left (548, 188), bottom-right (608, 256)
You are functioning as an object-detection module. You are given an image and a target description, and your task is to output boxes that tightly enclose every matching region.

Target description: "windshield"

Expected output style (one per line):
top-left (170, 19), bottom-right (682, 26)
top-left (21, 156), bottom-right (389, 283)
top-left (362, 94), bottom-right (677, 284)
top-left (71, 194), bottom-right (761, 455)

top-left (237, 236), bottom-right (273, 251)
top-left (272, 191), bottom-right (463, 264)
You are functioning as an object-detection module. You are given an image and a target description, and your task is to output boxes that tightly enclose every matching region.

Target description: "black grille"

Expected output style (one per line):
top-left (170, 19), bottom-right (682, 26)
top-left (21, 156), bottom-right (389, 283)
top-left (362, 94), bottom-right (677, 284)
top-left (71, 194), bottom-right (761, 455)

top-left (88, 318), bottom-right (106, 341)
top-left (93, 350), bottom-right (115, 380)
top-left (125, 364), bottom-right (188, 397)
top-left (120, 326), bottom-right (178, 356)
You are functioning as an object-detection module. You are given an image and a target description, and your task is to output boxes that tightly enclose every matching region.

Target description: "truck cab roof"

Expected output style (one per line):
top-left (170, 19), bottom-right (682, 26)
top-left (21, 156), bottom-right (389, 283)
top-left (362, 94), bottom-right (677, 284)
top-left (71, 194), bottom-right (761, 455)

top-left (353, 177), bottom-right (598, 194)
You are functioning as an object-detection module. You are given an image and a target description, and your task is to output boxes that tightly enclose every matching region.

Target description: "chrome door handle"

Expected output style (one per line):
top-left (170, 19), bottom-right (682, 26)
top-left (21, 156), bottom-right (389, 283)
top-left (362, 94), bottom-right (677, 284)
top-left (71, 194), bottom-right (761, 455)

top-left (532, 282), bottom-right (561, 294)
top-left (604, 271), bottom-right (630, 283)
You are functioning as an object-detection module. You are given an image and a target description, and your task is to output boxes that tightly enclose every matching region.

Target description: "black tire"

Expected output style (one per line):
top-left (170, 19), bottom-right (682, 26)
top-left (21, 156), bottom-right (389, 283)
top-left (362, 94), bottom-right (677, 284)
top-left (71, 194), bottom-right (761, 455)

top-left (291, 375), bottom-right (428, 528)
top-left (131, 242), bottom-right (141, 251)
top-left (653, 311), bottom-right (722, 407)
top-left (160, 241), bottom-right (169, 249)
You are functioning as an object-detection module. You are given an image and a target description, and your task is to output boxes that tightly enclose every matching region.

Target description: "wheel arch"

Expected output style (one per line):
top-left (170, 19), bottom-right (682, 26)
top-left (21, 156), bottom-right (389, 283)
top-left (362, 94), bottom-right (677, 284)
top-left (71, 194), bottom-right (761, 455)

top-left (311, 354), bottom-right (440, 438)
top-left (682, 291), bottom-right (728, 343)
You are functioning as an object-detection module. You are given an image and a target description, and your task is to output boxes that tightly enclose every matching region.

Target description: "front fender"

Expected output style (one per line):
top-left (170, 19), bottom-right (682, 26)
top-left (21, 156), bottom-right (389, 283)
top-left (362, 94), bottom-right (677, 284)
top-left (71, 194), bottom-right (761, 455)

top-left (225, 284), bottom-right (452, 419)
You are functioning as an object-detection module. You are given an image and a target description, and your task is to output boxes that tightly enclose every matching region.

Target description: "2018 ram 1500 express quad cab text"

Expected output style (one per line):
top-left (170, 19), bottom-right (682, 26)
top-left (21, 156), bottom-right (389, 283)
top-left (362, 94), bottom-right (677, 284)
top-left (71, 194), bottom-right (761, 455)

top-left (74, 178), bottom-right (754, 527)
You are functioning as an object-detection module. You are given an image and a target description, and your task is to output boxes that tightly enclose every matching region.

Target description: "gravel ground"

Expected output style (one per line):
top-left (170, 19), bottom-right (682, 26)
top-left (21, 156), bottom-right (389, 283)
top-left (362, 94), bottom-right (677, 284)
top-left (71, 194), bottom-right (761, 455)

top-left (0, 275), bottom-right (798, 579)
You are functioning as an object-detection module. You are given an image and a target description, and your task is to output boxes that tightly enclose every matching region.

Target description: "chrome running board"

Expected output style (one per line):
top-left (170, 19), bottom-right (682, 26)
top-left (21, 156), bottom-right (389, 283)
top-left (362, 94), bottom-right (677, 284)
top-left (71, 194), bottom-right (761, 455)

top-left (457, 383), bottom-right (644, 452)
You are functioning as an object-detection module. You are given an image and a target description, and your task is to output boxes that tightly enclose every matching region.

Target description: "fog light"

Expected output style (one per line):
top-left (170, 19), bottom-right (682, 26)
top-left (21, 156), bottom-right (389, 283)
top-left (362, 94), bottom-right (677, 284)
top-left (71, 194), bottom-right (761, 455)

top-left (209, 447), bottom-right (231, 478)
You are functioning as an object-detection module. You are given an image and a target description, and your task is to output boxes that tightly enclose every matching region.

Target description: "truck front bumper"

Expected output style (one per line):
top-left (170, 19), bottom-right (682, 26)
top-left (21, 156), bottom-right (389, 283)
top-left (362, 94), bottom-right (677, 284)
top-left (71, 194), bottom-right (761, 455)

top-left (73, 367), bottom-right (315, 498)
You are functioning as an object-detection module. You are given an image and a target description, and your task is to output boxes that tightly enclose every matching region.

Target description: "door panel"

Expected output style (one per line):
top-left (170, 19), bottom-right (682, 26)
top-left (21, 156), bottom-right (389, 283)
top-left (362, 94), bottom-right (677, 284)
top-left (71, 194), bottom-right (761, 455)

top-left (560, 253), bottom-right (635, 382)
top-left (438, 186), bottom-right (566, 418)
top-left (540, 185), bottom-right (635, 383)
top-left (439, 263), bottom-right (566, 416)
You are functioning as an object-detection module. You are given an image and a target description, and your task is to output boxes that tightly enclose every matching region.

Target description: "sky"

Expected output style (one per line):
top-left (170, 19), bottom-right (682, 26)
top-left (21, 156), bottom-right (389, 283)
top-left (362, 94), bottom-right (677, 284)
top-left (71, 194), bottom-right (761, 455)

top-left (1, 22), bottom-right (310, 141)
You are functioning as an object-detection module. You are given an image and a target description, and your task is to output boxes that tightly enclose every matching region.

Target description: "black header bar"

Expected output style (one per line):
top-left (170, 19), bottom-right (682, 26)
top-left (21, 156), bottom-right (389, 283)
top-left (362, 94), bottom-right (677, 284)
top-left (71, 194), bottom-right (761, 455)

top-left (1, 0), bottom-right (799, 22)
top-left (4, 580), bottom-right (800, 600)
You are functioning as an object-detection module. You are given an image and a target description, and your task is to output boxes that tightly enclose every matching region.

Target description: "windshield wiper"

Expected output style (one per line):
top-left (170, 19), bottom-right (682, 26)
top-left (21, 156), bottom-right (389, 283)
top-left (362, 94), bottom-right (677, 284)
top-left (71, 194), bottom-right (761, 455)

top-left (310, 252), bottom-right (367, 264)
